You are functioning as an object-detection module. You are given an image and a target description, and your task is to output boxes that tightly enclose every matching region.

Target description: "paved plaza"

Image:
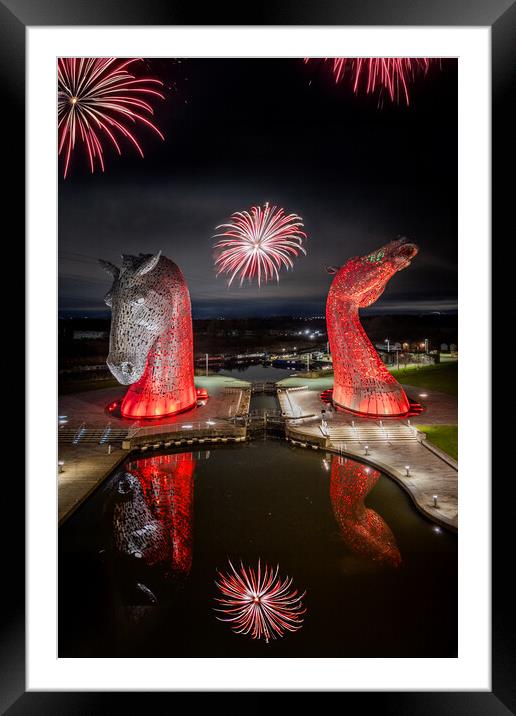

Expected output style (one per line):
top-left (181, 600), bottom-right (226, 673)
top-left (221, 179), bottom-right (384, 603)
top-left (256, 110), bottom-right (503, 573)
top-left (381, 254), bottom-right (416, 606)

top-left (280, 386), bottom-right (458, 530)
top-left (58, 375), bottom-right (251, 523)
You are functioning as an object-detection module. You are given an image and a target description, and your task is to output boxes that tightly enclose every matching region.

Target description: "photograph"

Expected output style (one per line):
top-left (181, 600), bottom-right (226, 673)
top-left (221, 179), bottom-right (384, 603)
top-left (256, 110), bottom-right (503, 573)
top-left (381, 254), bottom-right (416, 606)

top-left (57, 56), bottom-right (459, 658)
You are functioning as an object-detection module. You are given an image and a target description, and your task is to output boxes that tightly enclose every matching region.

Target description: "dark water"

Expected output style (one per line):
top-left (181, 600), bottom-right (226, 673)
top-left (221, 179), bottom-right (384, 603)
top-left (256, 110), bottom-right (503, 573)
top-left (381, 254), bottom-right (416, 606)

top-left (218, 364), bottom-right (298, 382)
top-left (59, 438), bottom-right (457, 657)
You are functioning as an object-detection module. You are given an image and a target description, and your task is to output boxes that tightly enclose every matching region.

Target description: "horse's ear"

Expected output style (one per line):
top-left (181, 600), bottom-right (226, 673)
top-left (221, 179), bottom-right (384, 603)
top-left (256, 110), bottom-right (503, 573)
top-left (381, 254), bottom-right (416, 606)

top-left (136, 250), bottom-right (162, 277)
top-left (99, 259), bottom-right (120, 280)
top-left (326, 265), bottom-right (339, 275)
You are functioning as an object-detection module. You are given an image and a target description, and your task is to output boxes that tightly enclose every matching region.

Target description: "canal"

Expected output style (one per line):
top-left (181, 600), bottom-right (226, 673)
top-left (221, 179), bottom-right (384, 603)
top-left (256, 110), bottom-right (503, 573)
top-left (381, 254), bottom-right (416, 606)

top-left (59, 437), bottom-right (457, 657)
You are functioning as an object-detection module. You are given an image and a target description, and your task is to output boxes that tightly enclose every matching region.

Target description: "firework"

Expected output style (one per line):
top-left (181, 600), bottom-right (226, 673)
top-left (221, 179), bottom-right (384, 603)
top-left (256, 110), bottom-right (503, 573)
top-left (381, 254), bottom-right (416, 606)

top-left (213, 203), bottom-right (307, 287)
top-left (214, 560), bottom-right (306, 643)
top-left (305, 57), bottom-right (436, 105)
top-left (58, 58), bottom-right (165, 178)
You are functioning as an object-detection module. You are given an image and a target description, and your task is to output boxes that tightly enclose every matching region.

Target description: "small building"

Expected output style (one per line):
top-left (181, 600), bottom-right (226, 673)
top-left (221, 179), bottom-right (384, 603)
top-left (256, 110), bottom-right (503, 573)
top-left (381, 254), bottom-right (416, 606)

top-left (72, 330), bottom-right (108, 340)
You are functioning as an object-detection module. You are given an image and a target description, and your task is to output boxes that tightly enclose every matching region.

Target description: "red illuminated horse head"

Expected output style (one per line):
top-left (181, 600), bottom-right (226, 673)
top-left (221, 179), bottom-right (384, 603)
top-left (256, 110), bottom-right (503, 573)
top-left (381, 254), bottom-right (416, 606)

top-left (100, 252), bottom-right (196, 419)
top-left (326, 238), bottom-right (418, 417)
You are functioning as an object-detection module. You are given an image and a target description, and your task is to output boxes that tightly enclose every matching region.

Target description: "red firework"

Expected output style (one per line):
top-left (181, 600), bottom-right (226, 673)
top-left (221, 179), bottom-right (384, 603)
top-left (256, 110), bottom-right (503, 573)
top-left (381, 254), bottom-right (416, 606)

top-left (305, 57), bottom-right (436, 105)
top-left (58, 58), bottom-right (165, 178)
top-left (214, 560), bottom-right (306, 643)
top-left (213, 203), bottom-right (307, 287)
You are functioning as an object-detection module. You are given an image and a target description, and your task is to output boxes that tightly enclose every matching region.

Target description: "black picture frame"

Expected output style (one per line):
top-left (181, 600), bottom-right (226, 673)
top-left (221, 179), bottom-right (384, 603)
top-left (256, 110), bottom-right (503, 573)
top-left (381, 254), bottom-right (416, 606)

top-left (4, 0), bottom-right (512, 710)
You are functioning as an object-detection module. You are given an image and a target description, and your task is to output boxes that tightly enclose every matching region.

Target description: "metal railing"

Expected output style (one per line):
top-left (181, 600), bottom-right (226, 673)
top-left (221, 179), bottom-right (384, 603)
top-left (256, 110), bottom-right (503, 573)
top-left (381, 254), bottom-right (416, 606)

top-left (126, 419), bottom-right (241, 441)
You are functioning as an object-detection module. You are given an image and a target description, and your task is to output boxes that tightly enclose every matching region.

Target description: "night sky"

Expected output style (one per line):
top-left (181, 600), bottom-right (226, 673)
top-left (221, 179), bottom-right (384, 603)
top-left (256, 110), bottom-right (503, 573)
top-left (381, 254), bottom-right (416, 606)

top-left (58, 58), bottom-right (457, 318)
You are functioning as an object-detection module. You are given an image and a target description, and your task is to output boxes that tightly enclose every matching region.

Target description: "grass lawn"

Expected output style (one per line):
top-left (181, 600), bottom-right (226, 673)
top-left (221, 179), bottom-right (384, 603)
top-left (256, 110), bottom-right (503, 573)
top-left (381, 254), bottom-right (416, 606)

top-left (417, 424), bottom-right (458, 461)
top-left (390, 361), bottom-right (457, 396)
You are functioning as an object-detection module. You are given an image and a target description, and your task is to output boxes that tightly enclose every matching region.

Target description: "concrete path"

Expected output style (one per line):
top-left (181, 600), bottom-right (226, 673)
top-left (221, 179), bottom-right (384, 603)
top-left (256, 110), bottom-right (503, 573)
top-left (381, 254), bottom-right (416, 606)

top-left (401, 384), bottom-right (457, 425)
top-left (277, 376), bottom-right (457, 426)
top-left (58, 376), bottom-right (251, 524)
top-left (282, 387), bottom-right (458, 531)
top-left (58, 375), bottom-right (251, 431)
top-left (58, 444), bottom-right (127, 524)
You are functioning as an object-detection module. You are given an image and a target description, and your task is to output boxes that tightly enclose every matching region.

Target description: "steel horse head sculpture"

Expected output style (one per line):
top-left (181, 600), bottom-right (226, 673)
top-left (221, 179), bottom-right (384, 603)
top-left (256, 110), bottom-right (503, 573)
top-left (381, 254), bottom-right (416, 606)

top-left (100, 252), bottom-right (196, 419)
top-left (326, 238), bottom-right (418, 417)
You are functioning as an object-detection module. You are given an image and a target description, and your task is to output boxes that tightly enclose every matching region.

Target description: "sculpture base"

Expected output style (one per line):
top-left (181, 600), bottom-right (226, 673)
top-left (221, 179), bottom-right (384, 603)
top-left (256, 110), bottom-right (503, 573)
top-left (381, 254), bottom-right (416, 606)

top-left (332, 399), bottom-right (410, 420)
top-left (121, 396), bottom-right (198, 420)
top-left (326, 390), bottom-right (423, 419)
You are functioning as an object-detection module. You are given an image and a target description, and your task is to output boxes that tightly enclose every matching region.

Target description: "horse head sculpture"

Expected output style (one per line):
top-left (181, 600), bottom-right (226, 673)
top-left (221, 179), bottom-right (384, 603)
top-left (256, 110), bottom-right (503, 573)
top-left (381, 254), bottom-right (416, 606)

top-left (100, 252), bottom-right (196, 419)
top-left (326, 238), bottom-right (418, 416)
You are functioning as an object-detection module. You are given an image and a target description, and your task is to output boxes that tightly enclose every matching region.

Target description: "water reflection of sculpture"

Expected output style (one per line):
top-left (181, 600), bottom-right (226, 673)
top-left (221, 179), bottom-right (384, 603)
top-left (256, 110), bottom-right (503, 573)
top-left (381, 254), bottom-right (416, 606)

top-left (105, 452), bottom-right (196, 604)
top-left (329, 455), bottom-right (401, 567)
top-left (99, 252), bottom-right (196, 419)
top-left (128, 452), bottom-right (195, 575)
top-left (326, 238), bottom-right (418, 417)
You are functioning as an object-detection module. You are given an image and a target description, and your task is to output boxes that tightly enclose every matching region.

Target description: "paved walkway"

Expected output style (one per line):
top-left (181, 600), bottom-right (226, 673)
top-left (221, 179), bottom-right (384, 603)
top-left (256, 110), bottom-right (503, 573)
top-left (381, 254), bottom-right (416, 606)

top-left (58, 444), bottom-right (127, 524)
top-left (58, 375), bottom-right (251, 431)
top-left (401, 384), bottom-right (457, 425)
top-left (282, 387), bottom-right (458, 531)
top-left (277, 377), bottom-right (457, 426)
top-left (58, 376), bottom-right (251, 523)
top-left (58, 375), bottom-right (458, 530)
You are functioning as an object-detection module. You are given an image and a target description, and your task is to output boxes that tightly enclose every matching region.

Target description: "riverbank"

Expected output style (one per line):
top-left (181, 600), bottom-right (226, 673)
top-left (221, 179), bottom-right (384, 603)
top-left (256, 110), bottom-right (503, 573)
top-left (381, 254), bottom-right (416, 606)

top-left (58, 375), bottom-right (251, 523)
top-left (279, 386), bottom-right (458, 531)
top-left (58, 367), bottom-right (458, 532)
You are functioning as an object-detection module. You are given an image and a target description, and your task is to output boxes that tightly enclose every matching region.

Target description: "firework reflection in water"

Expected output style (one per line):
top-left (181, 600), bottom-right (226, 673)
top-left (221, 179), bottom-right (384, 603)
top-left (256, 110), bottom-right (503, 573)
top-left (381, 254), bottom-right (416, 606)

top-left (214, 560), bottom-right (306, 643)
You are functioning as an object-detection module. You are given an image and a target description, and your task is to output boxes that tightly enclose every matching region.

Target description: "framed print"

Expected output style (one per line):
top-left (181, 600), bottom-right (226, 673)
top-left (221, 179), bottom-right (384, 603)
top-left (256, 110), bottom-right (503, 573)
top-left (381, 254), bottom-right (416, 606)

top-left (3, 0), bottom-right (513, 710)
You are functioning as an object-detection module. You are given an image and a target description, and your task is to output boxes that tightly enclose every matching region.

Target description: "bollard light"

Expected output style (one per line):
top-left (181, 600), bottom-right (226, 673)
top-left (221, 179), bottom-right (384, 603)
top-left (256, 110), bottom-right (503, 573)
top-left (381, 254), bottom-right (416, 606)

top-left (405, 465), bottom-right (410, 476)
top-left (364, 445), bottom-right (369, 455)
top-left (58, 460), bottom-right (65, 474)
top-left (433, 495), bottom-right (438, 507)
